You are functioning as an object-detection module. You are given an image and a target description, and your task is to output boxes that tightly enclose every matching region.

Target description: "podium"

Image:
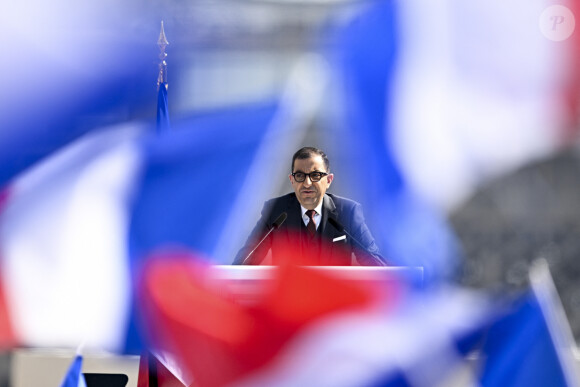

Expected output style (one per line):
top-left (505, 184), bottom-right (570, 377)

top-left (207, 264), bottom-right (424, 304)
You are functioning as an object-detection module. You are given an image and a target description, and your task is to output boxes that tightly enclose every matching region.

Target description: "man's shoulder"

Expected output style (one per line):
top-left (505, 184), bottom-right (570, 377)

top-left (325, 193), bottom-right (360, 209)
top-left (262, 193), bottom-right (298, 215)
top-left (265, 192), bottom-right (297, 206)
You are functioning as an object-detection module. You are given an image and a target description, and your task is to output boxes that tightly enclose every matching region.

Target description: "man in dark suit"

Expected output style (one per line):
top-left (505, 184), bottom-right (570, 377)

top-left (233, 147), bottom-right (385, 266)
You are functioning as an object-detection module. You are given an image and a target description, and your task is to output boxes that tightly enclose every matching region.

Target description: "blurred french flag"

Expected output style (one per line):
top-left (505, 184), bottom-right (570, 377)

top-left (0, 110), bottom-right (283, 352)
top-left (479, 260), bottom-right (580, 387)
top-left (388, 0), bottom-right (580, 209)
top-left (136, 255), bottom-right (496, 387)
top-left (0, 2), bottom-right (154, 352)
top-left (0, 124), bottom-right (144, 352)
top-left (134, 254), bottom-right (580, 387)
top-left (0, 54), bottom-right (326, 353)
top-left (329, 0), bottom-right (580, 283)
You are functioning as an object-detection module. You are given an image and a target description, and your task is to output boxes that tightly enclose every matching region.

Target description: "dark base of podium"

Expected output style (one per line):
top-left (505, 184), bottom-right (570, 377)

top-left (83, 373), bottom-right (128, 386)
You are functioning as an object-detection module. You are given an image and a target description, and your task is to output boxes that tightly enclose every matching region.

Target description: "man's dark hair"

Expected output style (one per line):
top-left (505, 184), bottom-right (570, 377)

top-left (291, 147), bottom-right (330, 173)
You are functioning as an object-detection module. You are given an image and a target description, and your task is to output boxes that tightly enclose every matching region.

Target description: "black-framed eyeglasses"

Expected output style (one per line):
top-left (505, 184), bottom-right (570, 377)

top-left (292, 171), bottom-right (328, 182)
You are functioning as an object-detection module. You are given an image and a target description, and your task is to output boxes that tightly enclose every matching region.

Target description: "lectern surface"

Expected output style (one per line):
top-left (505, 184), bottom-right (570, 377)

top-left (207, 265), bottom-right (423, 305)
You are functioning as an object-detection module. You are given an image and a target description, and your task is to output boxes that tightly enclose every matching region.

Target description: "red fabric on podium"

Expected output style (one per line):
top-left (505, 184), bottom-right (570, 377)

top-left (137, 252), bottom-right (397, 387)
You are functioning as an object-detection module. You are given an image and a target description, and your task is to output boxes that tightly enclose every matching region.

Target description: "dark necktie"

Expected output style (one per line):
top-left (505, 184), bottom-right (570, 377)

top-left (306, 210), bottom-right (316, 236)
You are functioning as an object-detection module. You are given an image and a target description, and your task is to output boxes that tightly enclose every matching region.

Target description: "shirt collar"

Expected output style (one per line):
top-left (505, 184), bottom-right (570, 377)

top-left (300, 201), bottom-right (323, 218)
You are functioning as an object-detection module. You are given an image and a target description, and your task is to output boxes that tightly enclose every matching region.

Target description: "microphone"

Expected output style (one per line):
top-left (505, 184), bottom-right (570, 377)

top-left (241, 212), bottom-right (287, 265)
top-left (327, 217), bottom-right (386, 266)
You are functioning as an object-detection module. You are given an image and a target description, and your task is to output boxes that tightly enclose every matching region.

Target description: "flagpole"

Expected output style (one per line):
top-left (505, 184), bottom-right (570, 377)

top-left (157, 21), bottom-right (169, 90)
top-left (156, 21), bottom-right (171, 133)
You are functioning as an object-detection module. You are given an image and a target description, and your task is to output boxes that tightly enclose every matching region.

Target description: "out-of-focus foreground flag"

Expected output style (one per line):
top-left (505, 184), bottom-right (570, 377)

top-left (124, 99), bottom-right (284, 354)
top-left (479, 260), bottom-right (580, 387)
top-left (0, 1), bottom-right (154, 188)
top-left (0, 125), bottom-right (144, 352)
top-left (136, 257), bottom-right (580, 387)
top-left (60, 354), bottom-right (87, 387)
top-left (0, 55), bottom-right (326, 353)
top-left (136, 255), bottom-right (497, 387)
top-left (330, 0), bottom-right (580, 284)
top-left (0, 105), bottom-right (276, 352)
top-left (0, 1), bottom-right (153, 349)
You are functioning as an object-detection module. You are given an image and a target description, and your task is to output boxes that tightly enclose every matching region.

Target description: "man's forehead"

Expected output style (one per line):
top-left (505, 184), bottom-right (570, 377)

top-left (293, 156), bottom-right (325, 171)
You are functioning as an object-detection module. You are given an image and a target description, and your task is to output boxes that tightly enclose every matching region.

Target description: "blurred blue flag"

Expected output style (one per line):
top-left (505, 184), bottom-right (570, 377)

top-left (0, 31), bottom-right (152, 190)
top-left (481, 295), bottom-right (569, 386)
top-left (330, 0), bottom-right (459, 284)
top-left (0, 60), bottom-right (319, 352)
top-left (60, 355), bottom-right (87, 387)
top-left (130, 100), bottom-right (280, 263)
top-left (125, 97), bottom-right (315, 352)
top-left (0, 95), bottom-right (289, 354)
top-left (366, 262), bottom-right (580, 387)
top-left (0, 126), bottom-right (144, 353)
top-left (156, 83), bottom-right (171, 134)
top-left (479, 261), bottom-right (579, 387)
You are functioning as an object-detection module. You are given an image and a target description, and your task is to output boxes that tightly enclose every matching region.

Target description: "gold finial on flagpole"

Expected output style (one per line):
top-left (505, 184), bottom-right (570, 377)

top-left (157, 21), bottom-right (169, 89)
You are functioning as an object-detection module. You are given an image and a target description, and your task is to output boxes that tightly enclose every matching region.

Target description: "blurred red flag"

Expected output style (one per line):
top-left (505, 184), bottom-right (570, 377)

top-left (137, 250), bottom-right (399, 387)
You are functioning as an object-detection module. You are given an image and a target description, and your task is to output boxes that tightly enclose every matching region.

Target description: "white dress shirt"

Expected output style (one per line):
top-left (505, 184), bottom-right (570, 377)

top-left (300, 203), bottom-right (323, 230)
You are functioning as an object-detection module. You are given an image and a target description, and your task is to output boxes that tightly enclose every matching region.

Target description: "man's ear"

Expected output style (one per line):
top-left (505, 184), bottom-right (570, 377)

top-left (288, 174), bottom-right (293, 184)
top-left (327, 173), bottom-right (334, 185)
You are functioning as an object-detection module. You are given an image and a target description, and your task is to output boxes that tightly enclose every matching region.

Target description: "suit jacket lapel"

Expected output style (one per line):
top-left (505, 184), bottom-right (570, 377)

top-left (321, 194), bottom-right (339, 239)
top-left (322, 194), bottom-right (354, 264)
top-left (284, 194), bottom-right (303, 232)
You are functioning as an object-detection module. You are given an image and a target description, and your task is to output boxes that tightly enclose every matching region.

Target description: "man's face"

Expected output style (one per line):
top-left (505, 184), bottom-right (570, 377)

top-left (289, 155), bottom-right (334, 210)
